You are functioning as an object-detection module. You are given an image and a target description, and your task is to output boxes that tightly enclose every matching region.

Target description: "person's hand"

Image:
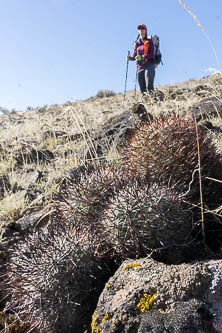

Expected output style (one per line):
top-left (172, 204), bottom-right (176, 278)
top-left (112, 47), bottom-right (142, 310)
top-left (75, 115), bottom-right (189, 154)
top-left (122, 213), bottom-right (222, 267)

top-left (126, 55), bottom-right (130, 61)
top-left (135, 55), bottom-right (144, 61)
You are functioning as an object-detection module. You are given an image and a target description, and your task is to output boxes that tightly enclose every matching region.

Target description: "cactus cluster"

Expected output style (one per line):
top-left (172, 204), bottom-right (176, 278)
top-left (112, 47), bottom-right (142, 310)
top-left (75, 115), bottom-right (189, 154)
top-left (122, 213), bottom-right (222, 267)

top-left (59, 167), bottom-right (116, 222)
top-left (55, 166), bottom-right (129, 233)
top-left (122, 112), bottom-right (221, 198)
top-left (6, 219), bottom-right (112, 333)
top-left (101, 177), bottom-right (192, 259)
top-left (4, 112), bottom-right (222, 332)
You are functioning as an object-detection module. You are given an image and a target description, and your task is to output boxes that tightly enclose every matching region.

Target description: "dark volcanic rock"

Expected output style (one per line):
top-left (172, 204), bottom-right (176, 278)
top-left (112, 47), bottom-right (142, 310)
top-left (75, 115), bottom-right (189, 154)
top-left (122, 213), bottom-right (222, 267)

top-left (170, 87), bottom-right (192, 100)
top-left (42, 130), bottom-right (67, 140)
top-left (154, 89), bottom-right (165, 102)
top-left (15, 148), bottom-right (54, 166)
top-left (0, 174), bottom-right (10, 197)
top-left (142, 90), bottom-right (165, 103)
top-left (198, 120), bottom-right (222, 133)
top-left (64, 165), bottom-right (93, 182)
top-left (1, 206), bottom-right (50, 246)
top-left (194, 84), bottom-right (216, 98)
top-left (14, 206), bottom-right (50, 232)
top-left (92, 258), bottom-right (222, 333)
top-left (190, 97), bottom-right (222, 121)
top-left (42, 129), bottom-right (90, 142)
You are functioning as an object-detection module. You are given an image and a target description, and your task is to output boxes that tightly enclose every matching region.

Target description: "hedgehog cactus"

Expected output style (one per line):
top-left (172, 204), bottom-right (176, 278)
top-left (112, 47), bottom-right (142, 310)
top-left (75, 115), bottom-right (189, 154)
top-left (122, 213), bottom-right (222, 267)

top-left (6, 220), bottom-right (112, 333)
top-left (55, 165), bottom-right (128, 230)
top-left (101, 177), bottom-right (192, 259)
top-left (122, 113), bottom-right (221, 200)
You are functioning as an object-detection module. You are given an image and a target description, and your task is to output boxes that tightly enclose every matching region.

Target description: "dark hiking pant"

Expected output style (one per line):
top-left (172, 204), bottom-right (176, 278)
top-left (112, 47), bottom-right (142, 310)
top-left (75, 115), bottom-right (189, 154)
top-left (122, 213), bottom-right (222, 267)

top-left (138, 63), bottom-right (155, 94)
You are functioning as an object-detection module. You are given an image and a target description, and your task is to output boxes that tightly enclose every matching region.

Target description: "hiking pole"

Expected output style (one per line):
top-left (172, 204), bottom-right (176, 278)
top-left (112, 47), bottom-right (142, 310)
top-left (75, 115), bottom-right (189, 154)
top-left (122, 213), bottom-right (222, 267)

top-left (124, 51), bottom-right (130, 101)
top-left (134, 65), bottom-right (138, 99)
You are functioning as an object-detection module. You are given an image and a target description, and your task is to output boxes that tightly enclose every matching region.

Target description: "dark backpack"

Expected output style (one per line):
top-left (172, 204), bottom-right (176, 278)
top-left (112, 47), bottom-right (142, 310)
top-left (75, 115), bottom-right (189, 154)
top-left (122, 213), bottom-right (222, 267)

top-left (149, 34), bottom-right (162, 65)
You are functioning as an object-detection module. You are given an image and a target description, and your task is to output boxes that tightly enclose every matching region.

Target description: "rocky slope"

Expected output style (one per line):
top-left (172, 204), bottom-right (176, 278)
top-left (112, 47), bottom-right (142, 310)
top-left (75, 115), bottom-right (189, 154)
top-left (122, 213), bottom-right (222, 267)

top-left (0, 72), bottom-right (222, 332)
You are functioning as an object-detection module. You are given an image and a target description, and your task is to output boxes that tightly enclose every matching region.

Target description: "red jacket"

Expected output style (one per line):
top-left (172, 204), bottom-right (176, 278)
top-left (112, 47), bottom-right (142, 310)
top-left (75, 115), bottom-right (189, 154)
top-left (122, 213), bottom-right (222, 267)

top-left (130, 37), bottom-right (154, 68)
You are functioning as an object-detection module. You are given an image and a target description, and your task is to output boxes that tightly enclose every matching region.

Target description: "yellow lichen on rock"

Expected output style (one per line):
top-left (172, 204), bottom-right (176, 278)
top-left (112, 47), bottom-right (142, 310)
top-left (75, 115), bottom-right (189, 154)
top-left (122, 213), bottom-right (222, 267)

top-left (101, 312), bottom-right (113, 323)
top-left (91, 311), bottom-right (102, 333)
top-left (123, 263), bottom-right (141, 271)
top-left (137, 292), bottom-right (157, 313)
top-left (91, 311), bottom-right (113, 332)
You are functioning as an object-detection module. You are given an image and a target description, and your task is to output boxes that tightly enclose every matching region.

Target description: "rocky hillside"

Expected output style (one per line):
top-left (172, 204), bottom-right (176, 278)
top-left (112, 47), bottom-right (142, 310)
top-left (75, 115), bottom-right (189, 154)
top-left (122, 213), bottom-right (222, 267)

top-left (1, 73), bottom-right (222, 228)
top-left (0, 72), bottom-right (222, 332)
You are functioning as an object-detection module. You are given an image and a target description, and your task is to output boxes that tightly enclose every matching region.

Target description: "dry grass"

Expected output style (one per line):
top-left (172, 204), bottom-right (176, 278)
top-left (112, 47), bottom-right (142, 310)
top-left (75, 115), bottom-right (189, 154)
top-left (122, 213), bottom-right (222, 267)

top-left (0, 191), bottom-right (27, 223)
top-left (0, 72), bottom-right (222, 229)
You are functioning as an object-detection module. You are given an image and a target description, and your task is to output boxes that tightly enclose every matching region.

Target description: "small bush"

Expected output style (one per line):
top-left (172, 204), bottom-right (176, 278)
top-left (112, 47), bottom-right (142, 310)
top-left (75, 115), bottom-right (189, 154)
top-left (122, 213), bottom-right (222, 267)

top-left (96, 89), bottom-right (116, 98)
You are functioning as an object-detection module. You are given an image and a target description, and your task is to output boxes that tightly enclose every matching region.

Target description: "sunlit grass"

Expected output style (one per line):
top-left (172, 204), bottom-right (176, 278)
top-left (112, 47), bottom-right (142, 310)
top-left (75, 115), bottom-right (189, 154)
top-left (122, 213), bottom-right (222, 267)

top-left (0, 71), bottom-right (222, 232)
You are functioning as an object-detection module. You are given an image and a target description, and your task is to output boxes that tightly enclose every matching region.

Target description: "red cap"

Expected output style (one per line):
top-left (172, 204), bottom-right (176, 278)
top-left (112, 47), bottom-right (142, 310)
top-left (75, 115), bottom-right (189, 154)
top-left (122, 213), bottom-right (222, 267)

top-left (137, 24), bottom-right (147, 30)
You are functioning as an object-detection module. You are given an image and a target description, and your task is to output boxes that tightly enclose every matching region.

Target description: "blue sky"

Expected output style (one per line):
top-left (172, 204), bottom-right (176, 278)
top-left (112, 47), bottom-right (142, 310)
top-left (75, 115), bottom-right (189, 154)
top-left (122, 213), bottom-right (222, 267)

top-left (0, 0), bottom-right (222, 110)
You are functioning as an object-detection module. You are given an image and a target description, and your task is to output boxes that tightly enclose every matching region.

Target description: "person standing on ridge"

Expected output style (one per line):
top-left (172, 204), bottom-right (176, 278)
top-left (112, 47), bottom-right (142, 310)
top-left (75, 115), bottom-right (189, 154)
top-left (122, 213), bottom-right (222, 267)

top-left (126, 24), bottom-right (155, 95)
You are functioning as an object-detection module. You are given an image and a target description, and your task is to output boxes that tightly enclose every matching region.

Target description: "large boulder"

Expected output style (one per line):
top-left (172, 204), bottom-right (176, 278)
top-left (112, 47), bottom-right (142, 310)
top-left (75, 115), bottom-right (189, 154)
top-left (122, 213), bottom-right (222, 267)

top-left (92, 258), bottom-right (222, 332)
